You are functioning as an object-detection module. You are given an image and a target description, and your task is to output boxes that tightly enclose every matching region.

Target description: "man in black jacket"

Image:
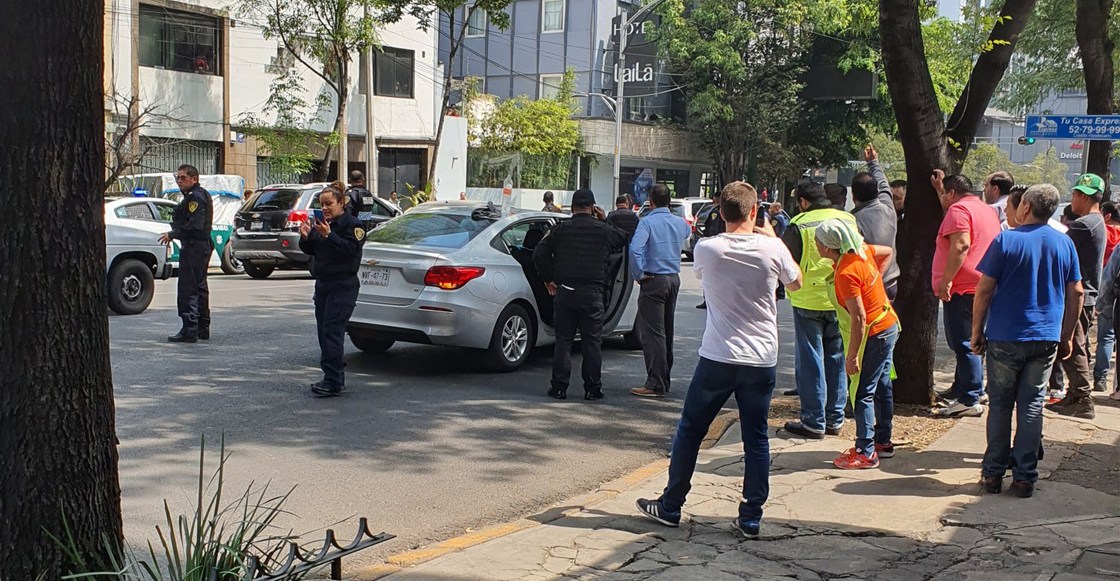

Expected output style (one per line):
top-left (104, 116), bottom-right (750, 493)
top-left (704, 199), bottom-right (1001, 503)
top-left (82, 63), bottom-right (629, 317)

top-left (346, 170), bottom-right (373, 218)
top-left (533, 189), bottom-right (628, 400)
top-left (606, 195), bottom-right (639, 239)
top-left (159, 164), bottom-right (213, 343)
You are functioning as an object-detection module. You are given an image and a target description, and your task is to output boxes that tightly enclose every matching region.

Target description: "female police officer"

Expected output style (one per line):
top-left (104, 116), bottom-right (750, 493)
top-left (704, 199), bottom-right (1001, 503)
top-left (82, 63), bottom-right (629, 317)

top-left (299, 186), bottom-right (365, 397)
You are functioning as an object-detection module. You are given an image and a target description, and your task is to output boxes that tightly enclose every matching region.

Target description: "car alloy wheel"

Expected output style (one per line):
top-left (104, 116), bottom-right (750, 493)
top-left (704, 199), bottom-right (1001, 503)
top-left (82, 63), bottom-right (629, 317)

top-left (501, 314), bottom-right (529, 362)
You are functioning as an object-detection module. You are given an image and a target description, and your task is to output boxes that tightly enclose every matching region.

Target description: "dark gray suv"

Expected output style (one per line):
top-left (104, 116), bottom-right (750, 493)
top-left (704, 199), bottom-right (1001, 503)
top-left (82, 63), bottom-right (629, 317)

top-left (231, 183), bottom-right (400, 279)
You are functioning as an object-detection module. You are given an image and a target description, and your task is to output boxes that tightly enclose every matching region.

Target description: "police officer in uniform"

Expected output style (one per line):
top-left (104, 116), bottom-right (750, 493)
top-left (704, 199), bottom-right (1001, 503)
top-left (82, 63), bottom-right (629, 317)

top-left (533, 189), bottom-right (628, 400)
top-left (160, 164), bottom-right (213, 343)
top-left (346, 170), bottom-right (372, 218)
top-left (299, 186), bottom-right (365, 397)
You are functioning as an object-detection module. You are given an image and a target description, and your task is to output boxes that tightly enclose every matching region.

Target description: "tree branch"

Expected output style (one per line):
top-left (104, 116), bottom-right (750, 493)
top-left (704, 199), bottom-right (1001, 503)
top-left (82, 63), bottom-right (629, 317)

top-left (272, 1), bottom-right (340, 95)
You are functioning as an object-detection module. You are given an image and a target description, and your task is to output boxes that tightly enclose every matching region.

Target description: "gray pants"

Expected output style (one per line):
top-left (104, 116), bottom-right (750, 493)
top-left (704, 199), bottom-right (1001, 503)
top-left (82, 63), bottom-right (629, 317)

top-left (637, 274), bottom-right (681, 393)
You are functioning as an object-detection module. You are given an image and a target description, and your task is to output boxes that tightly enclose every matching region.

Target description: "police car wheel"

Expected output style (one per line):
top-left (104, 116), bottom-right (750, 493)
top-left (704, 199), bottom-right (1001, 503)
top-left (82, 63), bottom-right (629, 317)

top-left (485, 304), bottom-right (535, 372)
top-left (107, 258), bottom-right (154, 315)
top-left (243, 262), bottom-right (274, 279)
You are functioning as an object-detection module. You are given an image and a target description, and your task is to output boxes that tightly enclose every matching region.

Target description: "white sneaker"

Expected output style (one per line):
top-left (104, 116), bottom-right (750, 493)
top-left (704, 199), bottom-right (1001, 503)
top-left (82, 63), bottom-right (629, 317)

top-left (979, 393), bottom-right (990, 405)
top-left (934, 401), bottom-right (985, 418)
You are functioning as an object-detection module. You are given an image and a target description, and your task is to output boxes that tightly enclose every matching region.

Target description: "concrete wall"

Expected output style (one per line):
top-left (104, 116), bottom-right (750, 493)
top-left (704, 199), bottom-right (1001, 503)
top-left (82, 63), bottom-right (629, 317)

top-left (433, 117), bottom-right (469, 199)
top-left (138, 68), bottom-right (225, 142)
top-left (467, 187), bottom-right (576, 210)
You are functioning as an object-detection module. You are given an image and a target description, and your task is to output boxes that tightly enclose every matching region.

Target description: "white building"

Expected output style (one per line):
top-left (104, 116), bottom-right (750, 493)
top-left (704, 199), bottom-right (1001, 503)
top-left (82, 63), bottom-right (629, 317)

top-left (103, 0), bottom-right (466, 196)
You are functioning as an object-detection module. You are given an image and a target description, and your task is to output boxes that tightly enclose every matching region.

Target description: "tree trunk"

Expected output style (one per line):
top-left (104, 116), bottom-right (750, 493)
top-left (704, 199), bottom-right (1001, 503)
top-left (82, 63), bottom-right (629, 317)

top-left (1076, 0), bottom-right (1115, 186)
top-left (881, 0), bottom-right (1037, 405)
top-left (337, 81), bottom-right (349, 181)
top-left (0, 1), bottom-right (123, 578)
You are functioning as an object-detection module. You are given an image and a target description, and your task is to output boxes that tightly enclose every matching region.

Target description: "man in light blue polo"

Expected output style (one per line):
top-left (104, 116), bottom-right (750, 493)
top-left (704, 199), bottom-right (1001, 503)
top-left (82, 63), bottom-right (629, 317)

top-left (630, 184), bottom-right (691, 397)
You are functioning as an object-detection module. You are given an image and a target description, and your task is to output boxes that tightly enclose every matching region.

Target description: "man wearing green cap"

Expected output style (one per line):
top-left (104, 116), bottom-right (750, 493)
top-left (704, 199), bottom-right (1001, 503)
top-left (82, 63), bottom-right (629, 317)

top-left (1047, 173), bottom-right (1108, 420)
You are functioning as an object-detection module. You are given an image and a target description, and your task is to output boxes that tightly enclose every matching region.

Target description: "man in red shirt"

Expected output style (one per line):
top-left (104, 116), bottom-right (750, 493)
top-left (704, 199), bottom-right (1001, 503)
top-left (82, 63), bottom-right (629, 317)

top-left (930, 170), bottom-right (1002, 417)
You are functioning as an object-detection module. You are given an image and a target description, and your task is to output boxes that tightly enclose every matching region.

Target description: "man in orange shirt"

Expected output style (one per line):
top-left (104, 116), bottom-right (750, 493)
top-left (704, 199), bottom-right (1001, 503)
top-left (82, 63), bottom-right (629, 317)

top-left (814, 219), bottom-right (899, 469)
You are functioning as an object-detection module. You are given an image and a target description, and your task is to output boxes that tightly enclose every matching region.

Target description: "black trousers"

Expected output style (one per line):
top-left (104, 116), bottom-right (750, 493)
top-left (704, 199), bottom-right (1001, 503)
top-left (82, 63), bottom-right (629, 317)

top-left (177, 238), bottom-right (211, 329)
top-left (551, 287), bottom-right (605, 393)
top-left (315, 277), bottom-right (360, 388)
top-left (637, 274), bottom-right (680, 393)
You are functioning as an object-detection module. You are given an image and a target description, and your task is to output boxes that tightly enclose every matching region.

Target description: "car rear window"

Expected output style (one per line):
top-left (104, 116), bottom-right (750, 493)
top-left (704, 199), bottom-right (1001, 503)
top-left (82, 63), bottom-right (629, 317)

top-left (247, 189), bottom-right (302, 211)
top-left (366, 212), bottom-right (493, 249)
top-left (669, 204), bottom-right (686, 218)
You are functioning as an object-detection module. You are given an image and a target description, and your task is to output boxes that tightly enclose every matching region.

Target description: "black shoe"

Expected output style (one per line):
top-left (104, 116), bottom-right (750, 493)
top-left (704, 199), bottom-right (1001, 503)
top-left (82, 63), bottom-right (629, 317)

top-left (782, 388), bottom-right (798, 397)
top-left (696, 302), bottom-right (707, 309)
top-left (1046, 396), bottom-right (1095, 419)
top-left (784, 421), bottom-right (825, 440)
top-left (167, 330), bottom-right (198, 343)
top-left (1093, 377), bottom-right (1109, 392)
top-left (635, 498), bottom-right (680, 527)
top-left (979, 475), bottom-right (1002, 494)
top-left (1010, 480), bottom-right (1034, 498)
top-left (547, 388), bottom-right (567, 400)
top-left (311, 382), bottom-right (342, 397)
top-left (198, 326), bottom-right (210, 340)
top-left (825, 424), bottom-right (843, 436)
top-left (584, 390), bottom-right (604, 401)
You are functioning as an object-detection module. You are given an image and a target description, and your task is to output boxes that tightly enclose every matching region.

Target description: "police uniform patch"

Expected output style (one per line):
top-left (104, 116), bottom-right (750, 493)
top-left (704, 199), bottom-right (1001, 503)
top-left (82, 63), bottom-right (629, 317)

top-left (188, 201), bottom-right (198, 213)
top-left (354, 227), bottom-right (365, 240)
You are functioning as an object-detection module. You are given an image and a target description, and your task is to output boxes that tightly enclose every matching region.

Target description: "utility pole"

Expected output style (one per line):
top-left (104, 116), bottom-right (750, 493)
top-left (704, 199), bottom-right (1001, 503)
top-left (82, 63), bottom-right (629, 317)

top-left (613, 8), bottom-right (627, 199)
top-left (364, 4), bottom-right (378, 197)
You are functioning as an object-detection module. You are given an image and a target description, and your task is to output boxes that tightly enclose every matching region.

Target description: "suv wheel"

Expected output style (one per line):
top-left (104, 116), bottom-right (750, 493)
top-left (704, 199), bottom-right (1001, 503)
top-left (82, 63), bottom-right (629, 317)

top-left (220, 243), bottom-right (244, 275)
top-left (349, 331), bottom-right (395, 354)
top-left (484, 304), bottom-right (535, 372)
top-left (107, 258), bottom-right (154, 315)
top-left (243, 262), bottom-right (274, 279)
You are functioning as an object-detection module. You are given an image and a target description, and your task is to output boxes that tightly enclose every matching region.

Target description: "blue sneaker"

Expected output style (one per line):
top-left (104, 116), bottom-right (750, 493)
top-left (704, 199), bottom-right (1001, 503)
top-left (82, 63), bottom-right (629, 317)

top-left (635, 498), bottom-right (680, 527)
top-left (733, 518), bottom-right (760, 537)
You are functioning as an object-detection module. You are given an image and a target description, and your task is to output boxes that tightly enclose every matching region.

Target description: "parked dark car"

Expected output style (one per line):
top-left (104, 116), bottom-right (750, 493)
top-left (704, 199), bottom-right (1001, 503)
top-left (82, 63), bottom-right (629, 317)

top-left (231, 183), bottom-right (401, 279)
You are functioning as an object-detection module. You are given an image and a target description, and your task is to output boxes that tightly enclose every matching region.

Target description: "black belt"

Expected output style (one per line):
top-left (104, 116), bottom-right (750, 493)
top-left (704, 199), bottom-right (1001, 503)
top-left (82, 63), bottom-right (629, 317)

top-left (643, 272), bottom-right (677, 277)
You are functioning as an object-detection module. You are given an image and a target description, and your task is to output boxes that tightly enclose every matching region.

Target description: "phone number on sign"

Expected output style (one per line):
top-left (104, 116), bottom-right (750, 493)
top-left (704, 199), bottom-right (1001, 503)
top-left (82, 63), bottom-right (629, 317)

top-left (1066, 125), bottom-right (1120, 136)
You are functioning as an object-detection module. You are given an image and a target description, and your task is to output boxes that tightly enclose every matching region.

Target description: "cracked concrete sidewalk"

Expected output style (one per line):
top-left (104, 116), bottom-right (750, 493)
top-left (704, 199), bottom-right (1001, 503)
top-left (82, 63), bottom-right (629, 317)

top-left (369, 397), bottom-right (1119, 580)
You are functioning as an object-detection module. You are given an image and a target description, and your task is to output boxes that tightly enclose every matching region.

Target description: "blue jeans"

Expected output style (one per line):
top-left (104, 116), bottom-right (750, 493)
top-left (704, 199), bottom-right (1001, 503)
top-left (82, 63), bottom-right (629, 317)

top-left (793, 307), bottom-right (846, 431)
top-left (943, 294), bottom-right (984, 405)
top-left (661, 358), bottom-right (775, 522)
top-left (853, 324), bottom-right (899, 456)
top-left (982, 341), bottom-right (1057, 483)
top-left (1094, 309), bottom-right (1114, 381)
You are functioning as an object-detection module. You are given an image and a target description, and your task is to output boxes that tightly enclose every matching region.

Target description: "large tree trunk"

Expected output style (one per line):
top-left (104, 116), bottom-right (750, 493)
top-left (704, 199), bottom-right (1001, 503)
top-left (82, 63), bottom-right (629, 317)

top-left (880, 0), bottom-right (1036, 405)
top-left (0, 1), bottom-right (123, 578)
top-left (1076, 0), bottom-right (1115, 186)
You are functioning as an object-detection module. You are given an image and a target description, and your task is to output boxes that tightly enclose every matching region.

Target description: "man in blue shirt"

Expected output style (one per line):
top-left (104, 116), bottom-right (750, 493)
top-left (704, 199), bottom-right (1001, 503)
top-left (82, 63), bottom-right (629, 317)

top-left (971, 184), bottom-right (1083, 499)
top-left (630, 184), bottom-right (692, 397)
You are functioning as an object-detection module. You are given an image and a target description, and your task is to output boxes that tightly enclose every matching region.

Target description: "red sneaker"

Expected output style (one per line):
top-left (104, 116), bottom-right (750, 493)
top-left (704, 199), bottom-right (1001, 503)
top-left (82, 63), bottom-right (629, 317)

top-left (834, 448), bottom-right (880, 469)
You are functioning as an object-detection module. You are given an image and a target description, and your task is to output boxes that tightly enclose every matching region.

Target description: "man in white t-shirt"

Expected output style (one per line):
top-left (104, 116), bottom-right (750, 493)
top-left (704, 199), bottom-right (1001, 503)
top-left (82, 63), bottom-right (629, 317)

top-left (635, 181), bottom-right (802, 537)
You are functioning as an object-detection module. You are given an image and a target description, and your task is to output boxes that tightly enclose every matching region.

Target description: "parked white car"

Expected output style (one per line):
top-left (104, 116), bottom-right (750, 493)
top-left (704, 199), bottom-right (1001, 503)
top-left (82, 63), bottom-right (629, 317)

top-left (105, 198), bottom-right (173, 314)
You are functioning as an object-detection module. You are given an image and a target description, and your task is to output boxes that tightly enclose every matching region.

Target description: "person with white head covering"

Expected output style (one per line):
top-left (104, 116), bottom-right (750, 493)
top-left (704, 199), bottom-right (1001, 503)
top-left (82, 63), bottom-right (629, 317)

top-left (814, 219), bottom-right (899, 469)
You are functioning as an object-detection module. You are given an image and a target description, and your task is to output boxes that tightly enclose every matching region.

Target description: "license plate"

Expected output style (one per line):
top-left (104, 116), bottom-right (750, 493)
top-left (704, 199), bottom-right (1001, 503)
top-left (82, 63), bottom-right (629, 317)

top-left (360, 266), bottom-right (390, 287)
top-left (251, 221), bottom-right (263, 230)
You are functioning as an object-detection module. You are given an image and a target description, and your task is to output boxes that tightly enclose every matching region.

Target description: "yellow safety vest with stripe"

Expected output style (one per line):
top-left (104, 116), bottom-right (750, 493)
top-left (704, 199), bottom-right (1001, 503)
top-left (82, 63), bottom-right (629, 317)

top-left (788, 208), bottom-right (859, 311)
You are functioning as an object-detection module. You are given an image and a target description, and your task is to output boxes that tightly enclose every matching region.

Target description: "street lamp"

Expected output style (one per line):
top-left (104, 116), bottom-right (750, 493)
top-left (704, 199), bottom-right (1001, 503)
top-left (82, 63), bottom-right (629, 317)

top-left (612, 0), bottom-right (671, 198)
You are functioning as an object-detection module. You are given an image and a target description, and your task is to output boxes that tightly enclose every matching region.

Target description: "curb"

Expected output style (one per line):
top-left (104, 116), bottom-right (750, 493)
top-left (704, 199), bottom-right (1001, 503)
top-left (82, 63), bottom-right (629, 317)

top-left (355, 412), bottom-right (741, 579)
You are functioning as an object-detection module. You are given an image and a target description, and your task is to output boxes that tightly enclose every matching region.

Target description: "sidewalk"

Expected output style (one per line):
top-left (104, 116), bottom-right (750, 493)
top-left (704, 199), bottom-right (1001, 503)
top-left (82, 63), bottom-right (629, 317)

top-left (362, 396), bottom-right (1120, 581)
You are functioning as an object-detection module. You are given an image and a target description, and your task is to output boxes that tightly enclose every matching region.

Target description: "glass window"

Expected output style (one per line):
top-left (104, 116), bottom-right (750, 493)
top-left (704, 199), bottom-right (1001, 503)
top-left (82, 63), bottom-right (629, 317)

top-left (153, 202), bottom-right (176, 222)
top-left (115, 203), bottom-right (156, 221)
top-left (247, 189), bottom-right (302, 211)
top-left (370, 199), bottom-right (396, 217)
top-left (540, 74), bottom-right (564, 100)
top-left (374, 47), bottom-right (414, 98)
top-left (138, 5), bottom-right (221, 75)
top-left (366, 212), bottom-right (494, 249)
top-left (467, 7), bottom-right (486, 37)
top-left (542, 0), bottom-right (565, 32)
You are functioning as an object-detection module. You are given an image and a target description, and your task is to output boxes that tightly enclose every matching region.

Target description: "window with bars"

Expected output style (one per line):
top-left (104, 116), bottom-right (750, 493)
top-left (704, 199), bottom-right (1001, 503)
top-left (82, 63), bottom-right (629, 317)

top-left (467, 7), bottom-right (486, 37)
top-left (138, 5), bottom-right (221, 75)
top-left (374, 47), bottom-right (415, 98)
top-left (542, 0), bottom-right (564, 32)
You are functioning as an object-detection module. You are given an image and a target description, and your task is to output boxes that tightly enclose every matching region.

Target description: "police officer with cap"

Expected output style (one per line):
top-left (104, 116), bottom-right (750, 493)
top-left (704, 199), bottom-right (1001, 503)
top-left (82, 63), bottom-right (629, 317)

top-left (159, 164), bottom-right (213, 343)
top-left (533, 188), bottom-right (628, 400)
top-left (299, 185), bottom-right (366, 397)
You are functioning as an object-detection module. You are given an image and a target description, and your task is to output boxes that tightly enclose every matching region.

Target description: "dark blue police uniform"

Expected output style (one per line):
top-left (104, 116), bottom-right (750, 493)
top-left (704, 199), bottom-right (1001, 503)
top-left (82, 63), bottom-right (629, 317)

top-left (169, 183), bottom-right (213, 342)
top-left (298, 212), bottom-right (365, 396)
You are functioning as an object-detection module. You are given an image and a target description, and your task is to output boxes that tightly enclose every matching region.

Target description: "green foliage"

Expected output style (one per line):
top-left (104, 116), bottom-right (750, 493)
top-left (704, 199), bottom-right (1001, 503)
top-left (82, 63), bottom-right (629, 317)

top-left (961, 143), bottom-right (1071, 193)
top-left (996, 0), bottom-right (1120, 114)
top-left (476, 70), bottom-right (581, 155)
top-left (55, 436), bottom-right (302, 581)
top-left (866, 128), bottom-right (908, 182)
top-left (239, 62), bottom-right (328, 180)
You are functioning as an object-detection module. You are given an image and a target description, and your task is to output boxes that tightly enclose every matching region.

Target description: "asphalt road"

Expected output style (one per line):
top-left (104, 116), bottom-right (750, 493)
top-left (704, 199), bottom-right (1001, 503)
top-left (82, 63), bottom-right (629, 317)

top-left (109, 266), bottom-right (798, 570)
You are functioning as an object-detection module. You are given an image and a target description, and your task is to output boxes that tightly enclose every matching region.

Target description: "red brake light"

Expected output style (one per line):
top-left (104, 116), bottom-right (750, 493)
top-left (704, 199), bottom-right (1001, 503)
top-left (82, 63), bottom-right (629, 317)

top-left (286, 209), bottom-right (309, 229)
top-left (424, 266), bottom-right (486, 290)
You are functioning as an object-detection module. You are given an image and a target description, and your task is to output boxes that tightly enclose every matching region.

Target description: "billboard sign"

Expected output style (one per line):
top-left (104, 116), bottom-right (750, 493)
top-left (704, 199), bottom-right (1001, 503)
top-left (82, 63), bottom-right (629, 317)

top-left (1025, 115), bottom-right (1120, 140)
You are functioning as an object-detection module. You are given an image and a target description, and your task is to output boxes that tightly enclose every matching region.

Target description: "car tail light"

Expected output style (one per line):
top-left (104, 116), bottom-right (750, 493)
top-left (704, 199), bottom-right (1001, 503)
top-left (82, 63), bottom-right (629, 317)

top-left (286, 209), bottom-right (309, 229)
top-left (424, 266), bottom-right (486, 290)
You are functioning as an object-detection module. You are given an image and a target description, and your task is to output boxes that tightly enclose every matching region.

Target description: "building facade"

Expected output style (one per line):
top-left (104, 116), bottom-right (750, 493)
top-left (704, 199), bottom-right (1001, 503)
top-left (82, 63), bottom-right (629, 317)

top-left (103, 0), bottom-right (464, 196)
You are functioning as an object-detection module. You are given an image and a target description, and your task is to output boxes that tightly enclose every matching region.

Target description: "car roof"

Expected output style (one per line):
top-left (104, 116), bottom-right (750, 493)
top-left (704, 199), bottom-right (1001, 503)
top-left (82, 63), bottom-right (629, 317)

top-left (258, 182), bottom-right (332, 190)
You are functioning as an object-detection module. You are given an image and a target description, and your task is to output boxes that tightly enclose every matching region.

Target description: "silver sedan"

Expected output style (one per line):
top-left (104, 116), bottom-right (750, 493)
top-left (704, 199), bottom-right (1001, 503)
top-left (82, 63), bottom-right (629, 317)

top-left (346, 201), bottom-right (641, 371)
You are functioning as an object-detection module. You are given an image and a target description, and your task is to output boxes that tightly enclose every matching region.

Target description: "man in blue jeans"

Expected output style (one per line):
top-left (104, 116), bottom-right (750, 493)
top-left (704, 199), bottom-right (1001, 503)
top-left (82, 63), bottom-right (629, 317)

top-left (780, 182), bottom-right (858, 438)
top-left (636, 181), bottom-right (802, 536)
top-left (971, 184), bottom-right (1082, 498)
